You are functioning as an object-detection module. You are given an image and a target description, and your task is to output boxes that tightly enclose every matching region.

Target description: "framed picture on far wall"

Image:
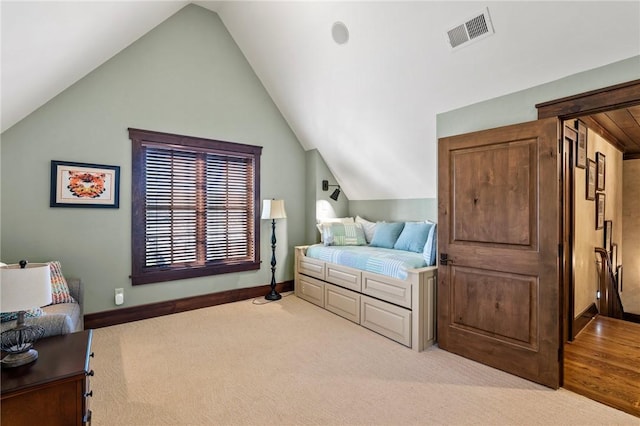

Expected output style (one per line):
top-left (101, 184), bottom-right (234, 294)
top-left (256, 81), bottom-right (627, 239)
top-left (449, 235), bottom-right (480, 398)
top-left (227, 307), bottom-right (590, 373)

top-left (596, 193), bottom-right (605, 230)
top-left (50, 160), bottom-right (120, 208)
top-left (604, 220), bottom-right (612, 252)
top-left (586, 158), bottom-right (596, 200)
top-left (596, 151), bottom-right (606, 191)
top-left (576, 120), bottom-right (587, 169)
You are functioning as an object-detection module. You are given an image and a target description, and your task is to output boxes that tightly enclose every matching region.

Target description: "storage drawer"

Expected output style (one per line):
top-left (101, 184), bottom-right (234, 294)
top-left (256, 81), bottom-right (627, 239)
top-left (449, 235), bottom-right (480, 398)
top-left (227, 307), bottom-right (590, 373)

top-left (360, 295), bottom-right (411, 347)
top-left (324, 283), bottom-right (360, 324)
top-left (362, 272), bottom-right (411, 309)
top-left (298, 255), bottom-right (325, 280)
top-left (296, 274), bottom-right (325, 307)
top-left (326, 263), bottom-right (361, 292)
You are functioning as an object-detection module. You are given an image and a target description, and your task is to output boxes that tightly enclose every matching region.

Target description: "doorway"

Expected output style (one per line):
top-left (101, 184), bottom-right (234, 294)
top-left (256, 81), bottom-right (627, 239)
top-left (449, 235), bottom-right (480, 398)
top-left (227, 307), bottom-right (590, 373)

top-left (536, 79), bottom-right (640, 337)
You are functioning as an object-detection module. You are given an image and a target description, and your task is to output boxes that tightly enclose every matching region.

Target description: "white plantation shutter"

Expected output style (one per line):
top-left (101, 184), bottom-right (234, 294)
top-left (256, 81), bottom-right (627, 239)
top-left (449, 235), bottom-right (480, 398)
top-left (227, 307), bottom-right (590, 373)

top-left (130, 128), bottom-right (261, 285)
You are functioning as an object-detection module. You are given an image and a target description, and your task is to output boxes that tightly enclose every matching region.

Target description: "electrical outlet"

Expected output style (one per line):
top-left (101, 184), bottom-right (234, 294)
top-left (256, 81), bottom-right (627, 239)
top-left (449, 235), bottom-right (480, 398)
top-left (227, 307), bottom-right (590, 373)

top-left (115, 288), bottom-right (124, 305)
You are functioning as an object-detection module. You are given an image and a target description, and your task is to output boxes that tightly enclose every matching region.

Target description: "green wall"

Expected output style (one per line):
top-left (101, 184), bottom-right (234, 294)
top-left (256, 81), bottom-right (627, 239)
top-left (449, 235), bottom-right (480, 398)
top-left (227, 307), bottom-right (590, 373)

top-left (437, 56), bottom-right (640, 138)
top-left (349, 199), bottom-right (437, 223)
top-left (0, 5), bottom-right (307, 314)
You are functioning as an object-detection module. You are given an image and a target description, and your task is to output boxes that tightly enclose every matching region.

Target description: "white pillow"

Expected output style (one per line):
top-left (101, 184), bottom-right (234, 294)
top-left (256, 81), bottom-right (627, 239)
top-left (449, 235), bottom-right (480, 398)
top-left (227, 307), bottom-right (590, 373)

top-left (355, 215), bottom-right (377, 244)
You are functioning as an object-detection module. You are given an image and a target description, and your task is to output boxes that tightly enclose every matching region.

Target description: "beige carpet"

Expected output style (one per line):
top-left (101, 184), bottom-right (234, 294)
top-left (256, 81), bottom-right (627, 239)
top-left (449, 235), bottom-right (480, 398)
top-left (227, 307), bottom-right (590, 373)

top-left (91, 294), bottom-right (637, 425)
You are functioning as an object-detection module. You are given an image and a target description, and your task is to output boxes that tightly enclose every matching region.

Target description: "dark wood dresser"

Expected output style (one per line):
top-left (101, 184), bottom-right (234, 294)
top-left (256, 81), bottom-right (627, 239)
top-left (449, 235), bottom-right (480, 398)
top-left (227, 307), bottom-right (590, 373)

top-left (1, 329), bottom-right (94, 426)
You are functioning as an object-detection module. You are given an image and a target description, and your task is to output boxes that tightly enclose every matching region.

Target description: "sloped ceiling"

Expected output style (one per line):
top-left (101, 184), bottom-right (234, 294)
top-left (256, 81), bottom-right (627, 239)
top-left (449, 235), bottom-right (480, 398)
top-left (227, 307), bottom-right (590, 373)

top-left (2, 1), bottom-right (639, 200)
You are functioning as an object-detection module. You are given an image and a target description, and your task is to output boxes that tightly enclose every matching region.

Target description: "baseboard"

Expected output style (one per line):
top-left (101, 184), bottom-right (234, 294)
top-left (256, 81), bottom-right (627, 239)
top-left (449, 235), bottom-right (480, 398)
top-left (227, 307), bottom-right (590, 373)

top-left (573, 303), bottom-right (598, 338)
top-left (84, 280), bottom-right (294, 329)
top-left (623, 311), bottom-right (640, 324)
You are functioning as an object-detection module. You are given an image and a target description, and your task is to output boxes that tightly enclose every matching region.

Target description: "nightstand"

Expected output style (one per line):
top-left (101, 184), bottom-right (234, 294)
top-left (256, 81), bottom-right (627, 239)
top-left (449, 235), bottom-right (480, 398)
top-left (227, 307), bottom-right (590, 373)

top-left (1, 329), bottom-right (94, 426)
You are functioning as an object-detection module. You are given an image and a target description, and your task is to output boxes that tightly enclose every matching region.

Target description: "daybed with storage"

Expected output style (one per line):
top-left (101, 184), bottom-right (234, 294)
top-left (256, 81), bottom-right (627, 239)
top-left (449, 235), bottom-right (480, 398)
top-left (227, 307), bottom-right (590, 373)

top-left (295, 218), bottom-right (438, 351)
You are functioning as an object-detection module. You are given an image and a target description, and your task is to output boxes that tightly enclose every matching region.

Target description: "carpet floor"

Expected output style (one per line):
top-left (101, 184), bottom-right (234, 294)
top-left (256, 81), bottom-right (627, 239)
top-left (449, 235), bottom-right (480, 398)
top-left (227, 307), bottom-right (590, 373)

top-left (90, 293), bottom-right (638, 425)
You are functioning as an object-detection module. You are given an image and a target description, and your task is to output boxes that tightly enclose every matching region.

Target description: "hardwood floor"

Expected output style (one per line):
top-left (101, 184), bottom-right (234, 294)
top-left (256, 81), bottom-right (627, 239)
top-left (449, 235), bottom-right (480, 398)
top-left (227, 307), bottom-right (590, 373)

top-left (564, 316), bottom-right (640, 417)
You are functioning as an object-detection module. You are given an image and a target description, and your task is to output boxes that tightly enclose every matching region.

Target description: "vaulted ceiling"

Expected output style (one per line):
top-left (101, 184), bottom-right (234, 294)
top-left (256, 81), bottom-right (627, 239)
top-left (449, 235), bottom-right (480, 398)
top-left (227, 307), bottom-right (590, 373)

top-left (2, 1), bottom-right (639, 199)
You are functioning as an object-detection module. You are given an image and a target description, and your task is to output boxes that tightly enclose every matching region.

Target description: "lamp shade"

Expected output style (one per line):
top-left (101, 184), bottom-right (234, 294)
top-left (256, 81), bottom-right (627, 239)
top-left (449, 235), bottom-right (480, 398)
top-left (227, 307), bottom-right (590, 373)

top-left (261, 199), bottom-right (287, 220)
top-left (1, 263), bottom-right (52, 312)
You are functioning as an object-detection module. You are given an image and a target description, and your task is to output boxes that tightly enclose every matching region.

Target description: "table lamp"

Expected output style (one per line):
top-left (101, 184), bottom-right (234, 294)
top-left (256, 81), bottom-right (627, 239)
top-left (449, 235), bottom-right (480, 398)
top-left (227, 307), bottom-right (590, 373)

top-left (261, 199), bottom-right (286, 301)
top-left (1, 261), bottom-right (52, 368)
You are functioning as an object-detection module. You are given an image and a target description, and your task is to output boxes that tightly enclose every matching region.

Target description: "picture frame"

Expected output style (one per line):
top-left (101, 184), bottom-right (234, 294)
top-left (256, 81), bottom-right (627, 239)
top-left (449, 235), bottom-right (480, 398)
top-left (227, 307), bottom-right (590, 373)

top-left (604, 220), bottom-right (612, 252)
top-left (595, 193), bottom-right (605, 230)
top-left (575, 120), bottom-right (587, 169)
top-left (50, 160), bottom-right (120, 208)
top-left (586, 158), bottom-right (596, 200)
top-left (596, 151), bottom-right (606, 191)
top-left (611, 243), bottom-right (617, 269)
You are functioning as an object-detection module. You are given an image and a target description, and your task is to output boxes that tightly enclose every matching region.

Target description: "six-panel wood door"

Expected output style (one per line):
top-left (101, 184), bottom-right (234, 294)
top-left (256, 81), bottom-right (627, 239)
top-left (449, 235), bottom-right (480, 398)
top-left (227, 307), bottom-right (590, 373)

top-left (437, 117), bottom-right (561, 389)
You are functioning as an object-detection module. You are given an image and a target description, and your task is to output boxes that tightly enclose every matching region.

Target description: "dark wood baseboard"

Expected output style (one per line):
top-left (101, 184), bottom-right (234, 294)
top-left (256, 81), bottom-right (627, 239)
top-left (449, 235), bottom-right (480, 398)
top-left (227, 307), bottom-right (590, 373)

top-left (623, 311), bottom-right (640, 324)
top-left (572, 303), bottom-right (598, 338)
top-left (84, 281), bottom-right (294, 329)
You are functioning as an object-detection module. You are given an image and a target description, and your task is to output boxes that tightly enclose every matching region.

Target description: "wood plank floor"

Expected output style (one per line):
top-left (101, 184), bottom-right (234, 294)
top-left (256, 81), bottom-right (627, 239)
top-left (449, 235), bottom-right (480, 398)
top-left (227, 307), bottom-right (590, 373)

top-left (564, 316), bottom-right (640, 417)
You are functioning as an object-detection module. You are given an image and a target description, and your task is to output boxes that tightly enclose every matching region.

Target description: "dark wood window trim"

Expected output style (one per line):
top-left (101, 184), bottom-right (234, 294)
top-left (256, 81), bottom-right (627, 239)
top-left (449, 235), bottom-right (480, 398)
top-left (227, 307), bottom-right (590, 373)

top-left (129, 128), bottom-right (262, 285)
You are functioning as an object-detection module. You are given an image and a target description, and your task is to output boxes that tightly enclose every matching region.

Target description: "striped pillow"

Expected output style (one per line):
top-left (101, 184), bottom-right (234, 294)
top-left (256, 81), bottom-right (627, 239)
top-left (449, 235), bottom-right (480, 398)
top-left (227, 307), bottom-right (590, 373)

top-left (48, 261), bottom-right (76, 304)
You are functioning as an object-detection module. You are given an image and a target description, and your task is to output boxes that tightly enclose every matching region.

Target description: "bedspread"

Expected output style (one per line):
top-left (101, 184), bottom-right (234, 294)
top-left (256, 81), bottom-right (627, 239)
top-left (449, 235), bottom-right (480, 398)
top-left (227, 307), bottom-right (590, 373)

top-left (305, 244), bottom-right (428, 281)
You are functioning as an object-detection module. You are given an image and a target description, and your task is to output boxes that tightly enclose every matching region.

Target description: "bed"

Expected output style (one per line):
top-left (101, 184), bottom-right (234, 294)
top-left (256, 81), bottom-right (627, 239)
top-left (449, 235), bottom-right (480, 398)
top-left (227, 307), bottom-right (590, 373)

top-left (294, 219), bottom-right (438, 351)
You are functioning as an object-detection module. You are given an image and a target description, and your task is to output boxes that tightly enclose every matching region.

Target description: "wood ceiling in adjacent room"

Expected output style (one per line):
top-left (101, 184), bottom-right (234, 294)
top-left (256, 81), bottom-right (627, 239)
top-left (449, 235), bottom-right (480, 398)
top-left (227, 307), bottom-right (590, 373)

top-left (587, 105), bottom-right (640, 157)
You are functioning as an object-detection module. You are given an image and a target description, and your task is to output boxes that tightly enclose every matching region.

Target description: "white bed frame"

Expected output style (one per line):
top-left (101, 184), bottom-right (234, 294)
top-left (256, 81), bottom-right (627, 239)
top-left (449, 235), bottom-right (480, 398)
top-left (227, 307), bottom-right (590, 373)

top-left (294, 245), bottom-right (437, 351)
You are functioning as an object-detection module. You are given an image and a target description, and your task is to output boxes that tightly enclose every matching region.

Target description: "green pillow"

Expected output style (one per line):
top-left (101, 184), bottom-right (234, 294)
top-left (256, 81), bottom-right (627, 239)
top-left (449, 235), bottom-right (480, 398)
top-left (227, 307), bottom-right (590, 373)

top-left (322, 223), bottom-right (366, 246)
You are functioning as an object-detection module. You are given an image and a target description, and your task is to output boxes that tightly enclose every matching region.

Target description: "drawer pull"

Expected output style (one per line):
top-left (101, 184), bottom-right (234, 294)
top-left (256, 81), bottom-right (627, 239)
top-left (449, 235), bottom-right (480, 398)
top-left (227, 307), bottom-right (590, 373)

top-left (86, 370), bottom-right (95, 377)
top-left (85, 390), bottom-right (93, 398)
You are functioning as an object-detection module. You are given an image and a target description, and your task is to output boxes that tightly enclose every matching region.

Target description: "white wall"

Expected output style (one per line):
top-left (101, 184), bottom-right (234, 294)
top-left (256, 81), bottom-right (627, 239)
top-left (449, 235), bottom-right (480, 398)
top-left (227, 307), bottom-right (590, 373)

top-left (622, 159), bottom-right (640, 313)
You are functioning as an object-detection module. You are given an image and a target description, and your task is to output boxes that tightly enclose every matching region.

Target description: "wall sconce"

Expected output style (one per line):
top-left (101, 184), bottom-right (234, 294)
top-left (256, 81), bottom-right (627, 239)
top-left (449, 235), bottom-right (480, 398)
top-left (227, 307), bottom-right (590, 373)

top-left (322, 180), bottom-right (341, 201)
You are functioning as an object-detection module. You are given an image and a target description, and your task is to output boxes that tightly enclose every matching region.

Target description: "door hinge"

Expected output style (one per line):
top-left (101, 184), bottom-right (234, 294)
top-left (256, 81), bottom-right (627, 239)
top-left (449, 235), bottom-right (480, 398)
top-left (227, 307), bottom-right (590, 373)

top-left (440, 253), bottom-right (449, 266)
top-left (558, 243), bottom-right (563, 257)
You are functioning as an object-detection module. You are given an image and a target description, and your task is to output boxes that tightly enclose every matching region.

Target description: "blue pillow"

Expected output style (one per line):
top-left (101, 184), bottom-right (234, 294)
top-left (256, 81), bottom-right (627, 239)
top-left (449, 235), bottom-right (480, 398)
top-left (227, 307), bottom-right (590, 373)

top-left (370, 222), bottom-right (405, 249)
top-left (394, 222), bottom-right (433, 253)
top-left (423, 223), bottom-right (437, 265)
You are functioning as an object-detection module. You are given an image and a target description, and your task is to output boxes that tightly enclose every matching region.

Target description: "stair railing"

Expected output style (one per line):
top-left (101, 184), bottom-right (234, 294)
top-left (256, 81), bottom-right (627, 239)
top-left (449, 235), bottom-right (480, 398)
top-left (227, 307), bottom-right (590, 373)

top-left (595, 247), bottom-right (624, 319)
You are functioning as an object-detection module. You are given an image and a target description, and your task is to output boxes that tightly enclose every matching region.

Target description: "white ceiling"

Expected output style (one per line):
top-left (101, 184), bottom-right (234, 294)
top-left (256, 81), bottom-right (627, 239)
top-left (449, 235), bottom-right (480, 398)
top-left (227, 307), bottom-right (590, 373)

top-left (2, 1), bottom-right (639, 200)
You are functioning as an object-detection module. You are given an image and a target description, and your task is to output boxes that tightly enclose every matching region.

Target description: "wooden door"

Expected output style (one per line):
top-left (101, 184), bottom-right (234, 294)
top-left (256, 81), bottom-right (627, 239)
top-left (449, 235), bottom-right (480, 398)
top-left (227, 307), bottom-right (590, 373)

top-left (437, 117), bottom-right (562, 389)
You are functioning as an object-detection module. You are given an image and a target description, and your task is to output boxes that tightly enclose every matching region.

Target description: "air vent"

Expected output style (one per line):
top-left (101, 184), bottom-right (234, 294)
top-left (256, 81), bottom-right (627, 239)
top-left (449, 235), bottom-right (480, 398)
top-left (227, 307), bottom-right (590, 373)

top-left (447, 8), bottom-right (494, 50)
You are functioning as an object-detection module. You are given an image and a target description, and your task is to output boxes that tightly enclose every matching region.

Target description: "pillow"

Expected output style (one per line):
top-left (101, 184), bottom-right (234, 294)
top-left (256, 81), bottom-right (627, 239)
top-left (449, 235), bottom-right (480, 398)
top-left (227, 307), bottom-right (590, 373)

top-left (316, 217), bottom-right (354, 242)
top-left (394, 222), bottom-right (433, 253)
top-left (48, 261), bottom-right (76, 305)
top-left (355, 215), bottom-right (377, 243)
top-left (1, 308), bottom-right (44, 323)
top-left (423, 223), bottom-right (438, 266)
top-left (370, 222), bottom-right (405, 249)
top-left (322, 222), bottom-right (367, 246)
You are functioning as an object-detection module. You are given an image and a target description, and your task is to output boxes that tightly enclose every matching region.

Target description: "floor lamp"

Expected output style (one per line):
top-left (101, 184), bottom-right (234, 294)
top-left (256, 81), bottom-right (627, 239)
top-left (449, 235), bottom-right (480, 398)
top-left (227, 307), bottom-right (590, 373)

top-left (262, 199), bottom-right (286, 301)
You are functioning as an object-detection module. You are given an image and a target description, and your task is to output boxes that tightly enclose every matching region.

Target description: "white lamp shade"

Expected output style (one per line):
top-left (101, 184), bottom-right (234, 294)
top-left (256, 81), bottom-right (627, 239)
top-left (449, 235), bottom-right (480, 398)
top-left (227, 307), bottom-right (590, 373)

top-left (261, 199), bottom-right (287, 220)
top-left (1, 263), bottom-right (52, 312)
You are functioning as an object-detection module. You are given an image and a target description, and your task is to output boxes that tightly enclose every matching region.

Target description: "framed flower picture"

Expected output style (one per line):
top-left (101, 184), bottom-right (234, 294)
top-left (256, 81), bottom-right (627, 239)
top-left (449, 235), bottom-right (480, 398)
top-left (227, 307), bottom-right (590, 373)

top-left (575, 120), bottom-right (587, 169)
top-left (595, 193), bottom-right (605, 230)
top-left (586, 158), bottom-right (596, 200)
top-left (596, 151), bottom-right (606, 191)
top-left (50, 160), bottom-right (120, 208)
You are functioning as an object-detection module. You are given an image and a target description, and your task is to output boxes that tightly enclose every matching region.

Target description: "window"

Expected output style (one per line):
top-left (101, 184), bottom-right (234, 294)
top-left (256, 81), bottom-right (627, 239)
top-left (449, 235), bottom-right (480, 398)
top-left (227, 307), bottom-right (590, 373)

top-left (129, 128), bottom-right (262, 285)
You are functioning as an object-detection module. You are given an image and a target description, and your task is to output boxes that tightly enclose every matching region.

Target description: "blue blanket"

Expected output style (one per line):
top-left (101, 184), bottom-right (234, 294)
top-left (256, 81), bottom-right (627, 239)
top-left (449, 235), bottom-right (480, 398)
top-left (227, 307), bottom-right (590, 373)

top-left (305, 244), bottom-right (428, 281)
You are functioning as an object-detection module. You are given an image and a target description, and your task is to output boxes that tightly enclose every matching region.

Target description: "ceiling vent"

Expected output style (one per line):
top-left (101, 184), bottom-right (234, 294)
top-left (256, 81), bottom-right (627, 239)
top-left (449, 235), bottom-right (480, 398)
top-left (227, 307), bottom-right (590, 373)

top-left (447, 8), bottom-right (494, 50)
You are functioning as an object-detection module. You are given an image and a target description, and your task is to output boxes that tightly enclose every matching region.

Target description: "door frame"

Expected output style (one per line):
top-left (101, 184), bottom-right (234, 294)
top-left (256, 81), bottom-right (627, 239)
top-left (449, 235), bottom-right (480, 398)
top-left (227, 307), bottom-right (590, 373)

top-left (536, 79), bottom-right (640, 340)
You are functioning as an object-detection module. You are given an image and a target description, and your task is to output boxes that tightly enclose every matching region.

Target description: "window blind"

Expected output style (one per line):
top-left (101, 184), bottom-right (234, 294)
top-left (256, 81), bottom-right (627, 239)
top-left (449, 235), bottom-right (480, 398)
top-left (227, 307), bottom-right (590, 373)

top-left (129, 128), bottom-right (261, 285)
